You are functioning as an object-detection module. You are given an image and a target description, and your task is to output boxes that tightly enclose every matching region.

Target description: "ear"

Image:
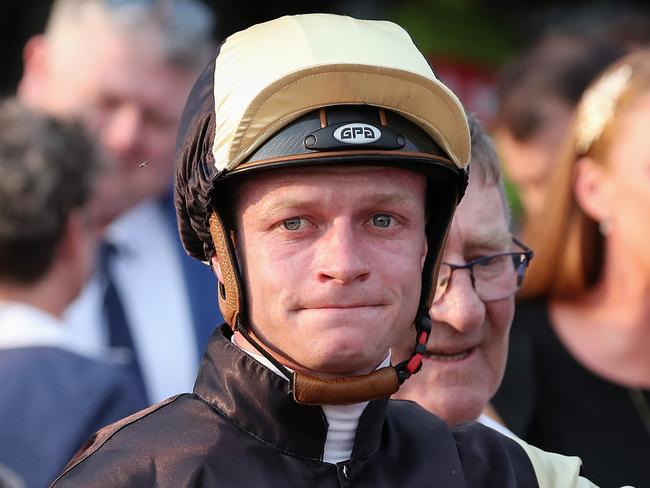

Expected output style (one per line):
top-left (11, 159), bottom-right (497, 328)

top-left (573, 156), bottom-right (611, 222)
top-left (210, 255), bottom-right (224, 282)
top-left (17, 35), bottom-right (49, 102)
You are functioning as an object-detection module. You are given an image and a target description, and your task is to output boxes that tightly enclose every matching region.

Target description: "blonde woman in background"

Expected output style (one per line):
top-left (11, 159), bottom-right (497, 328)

top-left (492, 50), bottom-right (650, 488)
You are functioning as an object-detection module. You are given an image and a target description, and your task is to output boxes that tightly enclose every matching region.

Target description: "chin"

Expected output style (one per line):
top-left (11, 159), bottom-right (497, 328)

top-left (425, 395), bottom-right (482, 425)
top-left (398, 380), bottom-right (485, 425)
top-left (303, 347), bottom-right (384, 377)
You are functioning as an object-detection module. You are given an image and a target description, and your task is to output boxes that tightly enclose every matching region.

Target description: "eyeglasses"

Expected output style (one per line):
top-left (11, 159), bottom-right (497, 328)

top-left (433, 237), bottom-right (533, 303)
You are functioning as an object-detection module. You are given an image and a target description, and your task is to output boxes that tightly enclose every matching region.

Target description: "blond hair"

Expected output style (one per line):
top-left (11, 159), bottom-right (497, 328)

top-left (520, 49), bottom-right (650, 300)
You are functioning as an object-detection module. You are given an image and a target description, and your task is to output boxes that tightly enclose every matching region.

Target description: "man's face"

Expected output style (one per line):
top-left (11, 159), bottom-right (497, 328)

top-left (393, 172), bottom-right (514, 425)
top-left (495, 99), bottom-right (573, 217)
top-left (20, 16), bottom-right (197, 225)
top-left (231, 166), bottom-right (428, 377)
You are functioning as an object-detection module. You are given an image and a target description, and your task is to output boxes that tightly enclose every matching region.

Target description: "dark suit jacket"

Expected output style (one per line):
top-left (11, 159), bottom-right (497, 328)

top-left (0, 347), bottom-right (147, 488)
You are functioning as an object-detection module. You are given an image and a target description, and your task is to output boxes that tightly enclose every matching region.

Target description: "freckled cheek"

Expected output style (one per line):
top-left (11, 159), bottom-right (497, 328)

top-left (371, 250), bottom-right (424, 309)
top-left (248, 243), bottom-right (315, 307)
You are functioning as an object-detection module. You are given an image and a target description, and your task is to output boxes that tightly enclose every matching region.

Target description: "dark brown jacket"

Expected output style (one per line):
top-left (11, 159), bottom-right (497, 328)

top-left (50, 327), bottom-right (587, 487)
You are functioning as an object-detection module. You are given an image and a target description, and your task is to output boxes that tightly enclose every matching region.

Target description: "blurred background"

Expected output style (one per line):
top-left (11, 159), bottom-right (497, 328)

top-left (3, 0), bottom-right (650, 123)
top-left (1, 2), bottom-right (649, 487)
top-left (5, 0), bottom-right (644, 224)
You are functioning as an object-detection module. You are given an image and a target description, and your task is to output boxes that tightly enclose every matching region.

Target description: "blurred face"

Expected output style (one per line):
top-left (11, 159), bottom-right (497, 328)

top-left (65, 209), bottom-right (102, 303)
top-left (600, 90), bottom-right (650, 274)
top-left (232, 166), bottom-right (428, 377)
top-left (392, 173), bottom-right (514, 425)
top-left (496, 99), bottom-right (573, 216)
top-left (21, 15), bottom-right (197, 225)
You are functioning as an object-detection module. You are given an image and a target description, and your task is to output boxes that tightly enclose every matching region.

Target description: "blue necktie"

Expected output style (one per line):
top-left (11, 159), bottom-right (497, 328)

top-left (98, 242), bottom-right (149, 402)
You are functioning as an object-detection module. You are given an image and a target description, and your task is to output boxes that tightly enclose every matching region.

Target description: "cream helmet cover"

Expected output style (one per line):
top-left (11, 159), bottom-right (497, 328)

top-left (212, 14), bottom-right (470, 172)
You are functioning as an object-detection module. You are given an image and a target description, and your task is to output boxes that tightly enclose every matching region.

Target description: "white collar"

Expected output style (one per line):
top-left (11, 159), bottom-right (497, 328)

top-left (477, 413), bottom-right (517, 439)
top-left (105, 200), bottom-right (163, 252)
top-left (0, 302), bottom-right (94, 357)
top-left (0, 302), bottom-right (115, 362)
top-left (0, 301), bottom-right (63, 348)
top-left (231, 334), bottom-right (390, 463)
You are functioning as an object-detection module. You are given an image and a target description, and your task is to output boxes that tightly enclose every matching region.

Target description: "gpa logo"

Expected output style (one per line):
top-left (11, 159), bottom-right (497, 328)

top-left (333, 123), bottom-right (381, 144)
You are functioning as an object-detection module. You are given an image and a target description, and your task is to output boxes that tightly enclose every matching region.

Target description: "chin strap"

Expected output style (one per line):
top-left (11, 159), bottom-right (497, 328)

top-left (234, 314), bottom-right (400, 405)
top-left (234, 316), bottom-right (294, 380)
top-left (235, 309), bottom-right (432, 406)
top-left (290, 308), bottom-right (432, 405)
top-left (292, 367), bottom-right (399, 405)
top-left (394, 308), bottom-right (432, 384)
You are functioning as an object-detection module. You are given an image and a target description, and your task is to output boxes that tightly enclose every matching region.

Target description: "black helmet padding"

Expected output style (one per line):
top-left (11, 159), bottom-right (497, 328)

top-left (174, 55), bottom-right (219, 264)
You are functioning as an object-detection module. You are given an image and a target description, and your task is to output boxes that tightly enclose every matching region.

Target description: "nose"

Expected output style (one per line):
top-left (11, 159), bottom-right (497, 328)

top-left (314, 219), bottom-right (370, 284)
top-left (100, 104), bottom-right (142, 162)
top-left (430, 268), bottom-right (485, 333)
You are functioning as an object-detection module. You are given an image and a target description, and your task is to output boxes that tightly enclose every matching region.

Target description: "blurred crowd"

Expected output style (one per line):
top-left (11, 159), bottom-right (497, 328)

top-left (0, 1), bottom-right (648, 487)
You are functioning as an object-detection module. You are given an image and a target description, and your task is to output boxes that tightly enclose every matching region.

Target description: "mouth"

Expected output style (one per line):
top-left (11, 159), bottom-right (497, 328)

top-left (423, 346), bottom-right (476, 362)
top-left (297, 303), bottom-right (383, 311)
top-left (312, 305), bottom-right (380, 310)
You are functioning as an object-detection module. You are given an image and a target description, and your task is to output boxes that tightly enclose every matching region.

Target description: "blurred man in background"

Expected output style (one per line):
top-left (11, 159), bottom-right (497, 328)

top-left (0, 99), bottom-right (146, 488)
top-left (493, 33), bottom-right (626, 230)
top-left (18, 0), bottom-right (222, 403)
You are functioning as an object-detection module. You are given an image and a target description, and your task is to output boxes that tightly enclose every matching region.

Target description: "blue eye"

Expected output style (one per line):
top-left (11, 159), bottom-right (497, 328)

top-left (372, 214), bottom-right (392, 228)
top-left (283, 218), bottom-right (302, 231)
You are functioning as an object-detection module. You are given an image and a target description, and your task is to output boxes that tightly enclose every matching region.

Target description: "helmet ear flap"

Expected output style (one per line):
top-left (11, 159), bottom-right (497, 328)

top-left (419, 177), bottom-right (459, 310)
top-left (209, 212), bottom-right (244, 329)
top-left (423, 215), bottom-right (452, 309)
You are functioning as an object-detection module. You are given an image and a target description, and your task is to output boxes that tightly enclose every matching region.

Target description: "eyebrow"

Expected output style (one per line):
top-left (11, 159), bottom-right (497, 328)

top-left (464, 228), bottom-right (511, 252)
top-left (363, 193), bottom-right (415, 206)
top-left (261, 192), bottom-right (416, 216)
top-left (262, 198), bottom-right (310, 215)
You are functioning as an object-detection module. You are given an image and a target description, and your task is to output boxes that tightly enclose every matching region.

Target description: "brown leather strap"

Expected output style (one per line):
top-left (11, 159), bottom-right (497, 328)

top-left (209, 212), bottom-right (243, 328)
top-left (292, 366), bottom-right (399, 405)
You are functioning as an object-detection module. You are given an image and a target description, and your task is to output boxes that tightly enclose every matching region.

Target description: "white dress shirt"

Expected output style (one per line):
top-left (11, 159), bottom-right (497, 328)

top-left (0, 302), bottom-right (96, 357)
top-left (65, 200), bottom-right (199, 403)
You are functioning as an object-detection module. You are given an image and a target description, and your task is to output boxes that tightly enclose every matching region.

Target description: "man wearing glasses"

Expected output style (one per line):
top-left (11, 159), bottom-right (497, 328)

top-left (393, 114), bottom-right (533, 431)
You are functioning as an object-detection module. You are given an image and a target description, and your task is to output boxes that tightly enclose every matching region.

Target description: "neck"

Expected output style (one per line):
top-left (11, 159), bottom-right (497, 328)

top-left (585, 251), bottom-right (650, 329)
top-left (0, 271), bottom-right (74, 319)
top-left (550, 251), bottom-right (650, 387)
